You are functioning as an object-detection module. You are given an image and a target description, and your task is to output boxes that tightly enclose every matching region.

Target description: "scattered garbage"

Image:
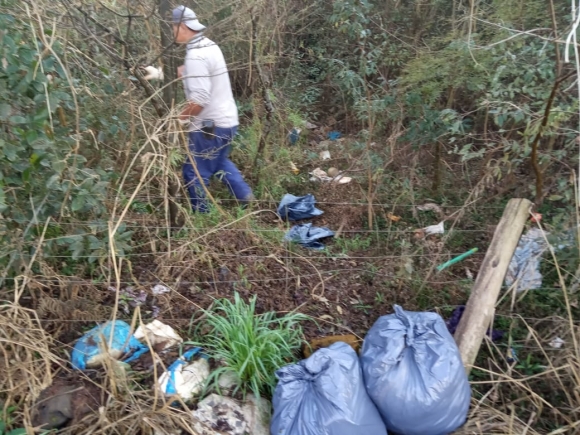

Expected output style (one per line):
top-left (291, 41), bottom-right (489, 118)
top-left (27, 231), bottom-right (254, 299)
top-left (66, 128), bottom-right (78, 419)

top-left (309, 167), bottom-right (352, 184)
top-left (423, 221), bottom-right (445, 235)
top-left (507, 347), bottom-right (518, 363)
top-left (108, 286), bottom-right (147, 314)
top-left (530, 212), bottom-right (542, 223)
top-left (386, 212), bottom-right (401, 222)
top-left (271, 341), bottom-right (388, 435)
top-left (446, 305), bottom-right (504, 342)
top-left (289, 161), bottom-right (300, 174)
top-left (319, 150), bottom-right (331, 160)
top-left (191, 393), bottom-right (271, 435)
top-left (284, 223), bottom-right (334, 250)
top-left (417, 202), bottom-right (443, 215)
top-left (287, 128), bottom-right (302, 145)
top-left (505, 227), bottom-right (549, 293)
top-left (152, 284), bottom-right (170, 295)
top-left (327, 131), bottom-right (341, 141)
top-left (134, 319), bottom-right (183, 350)
top-left (71, 320), bottom-right (149, 370)
top-left (361, 305), bottom-right (471, 435)
top-left (277, 194), bottom-right (323, 221)
top-left (304, 121), bottom-right (317, 130)
top-left (437, 248), bottom-right (478, 272)
top-left (302, 334), bottom-right (361, 358)
top-left (142, 65), bottom-right (164, 81)
top-left (549, 337), bottom-right (565, 349)
top-left (157, 347), bottom-right (209, 401)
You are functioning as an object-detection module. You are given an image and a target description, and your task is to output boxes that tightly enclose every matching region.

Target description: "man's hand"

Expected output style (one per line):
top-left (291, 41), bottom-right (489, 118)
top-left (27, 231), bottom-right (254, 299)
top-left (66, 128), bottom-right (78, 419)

top-left (179, 102), bottom-right (204, 122)
top-left (177, 65), bottom-right (185, 79)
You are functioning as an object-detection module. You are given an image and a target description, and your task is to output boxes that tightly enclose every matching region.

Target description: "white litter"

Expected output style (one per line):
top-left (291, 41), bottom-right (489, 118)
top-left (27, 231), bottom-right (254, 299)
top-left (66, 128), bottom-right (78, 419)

top-left (549, 337), bottom-right (565, 349)
top-left (309, 167), bottom-right (352, 184)
top-left (157, 358), bottom-right (210, 401)
top-left (143, 66), bottom-right (164, 81)
top-left (320, 150), bottom-right (331, 160)
top-left (134, 320), bottom-right (183, 350)
top-left (423, 221), bottom-right (445, 235)
top-left (152, 284), bottom-right (170, 295)
top-left (304, 121), bottom-right (317, 129)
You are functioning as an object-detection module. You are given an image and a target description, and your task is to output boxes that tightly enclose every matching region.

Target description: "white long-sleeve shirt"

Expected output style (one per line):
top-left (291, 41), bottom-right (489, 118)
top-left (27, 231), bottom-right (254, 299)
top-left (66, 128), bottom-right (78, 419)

top-left (182, 35), bottom-right (239, 130)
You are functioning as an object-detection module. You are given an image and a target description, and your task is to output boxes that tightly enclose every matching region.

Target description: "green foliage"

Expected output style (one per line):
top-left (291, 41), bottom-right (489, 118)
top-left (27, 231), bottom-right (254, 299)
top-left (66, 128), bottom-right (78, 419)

top-left (191, 292), bottom-right (308, 398)
top-left (0, 6), bottom-right (133, 277)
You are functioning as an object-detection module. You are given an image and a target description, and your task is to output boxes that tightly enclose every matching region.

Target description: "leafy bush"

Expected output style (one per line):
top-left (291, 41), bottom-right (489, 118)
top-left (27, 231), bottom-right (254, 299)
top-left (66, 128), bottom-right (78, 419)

top-left (192, 292), bottom-right (308, 398)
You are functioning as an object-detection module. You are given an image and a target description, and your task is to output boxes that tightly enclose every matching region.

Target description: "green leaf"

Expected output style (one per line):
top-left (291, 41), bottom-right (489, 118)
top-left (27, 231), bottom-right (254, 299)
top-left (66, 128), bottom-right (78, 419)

top-left (0, 102), bottom-right (11, 120)
top-left (9, 115), bottom-right (26, 124)
top-left (71, 195), bottom-right (85, 212)
top-left (547, 195), bottom-right (563, 201)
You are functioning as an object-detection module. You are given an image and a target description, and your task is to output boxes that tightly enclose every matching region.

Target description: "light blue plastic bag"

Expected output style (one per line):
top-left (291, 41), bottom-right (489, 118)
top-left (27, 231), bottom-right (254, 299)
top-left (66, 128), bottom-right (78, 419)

top-left (71, 320), bottom-right (148, 370)
top-left (361, 305), bottom-right (471, 435)
top-left (271, 341), bottom-right (388, 435)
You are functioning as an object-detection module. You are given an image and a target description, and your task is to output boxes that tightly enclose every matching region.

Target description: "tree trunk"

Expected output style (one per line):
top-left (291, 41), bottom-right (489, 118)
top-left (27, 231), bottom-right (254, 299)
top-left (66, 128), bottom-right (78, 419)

top-left (159, 0), bottom-right (180, 227)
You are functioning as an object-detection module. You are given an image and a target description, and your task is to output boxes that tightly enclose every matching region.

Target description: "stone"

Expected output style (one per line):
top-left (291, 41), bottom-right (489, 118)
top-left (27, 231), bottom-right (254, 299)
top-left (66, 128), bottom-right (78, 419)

top-left (192, 394), bottom-right (247, 435)
top-left (217, 371), bottom-right (239, 394)
top-left (241, 394), bottom-right (271, 435)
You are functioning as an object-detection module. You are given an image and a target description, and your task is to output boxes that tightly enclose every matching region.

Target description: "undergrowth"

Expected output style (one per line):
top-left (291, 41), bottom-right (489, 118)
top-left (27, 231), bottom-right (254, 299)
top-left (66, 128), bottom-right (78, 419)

top-left (188, 292), bottom-right (308, 398)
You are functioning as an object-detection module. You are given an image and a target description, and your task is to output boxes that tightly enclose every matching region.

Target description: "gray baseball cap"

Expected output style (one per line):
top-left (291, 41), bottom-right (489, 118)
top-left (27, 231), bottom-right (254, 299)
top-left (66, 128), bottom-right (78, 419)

top-left (172, 5), bottom-right (206, 32)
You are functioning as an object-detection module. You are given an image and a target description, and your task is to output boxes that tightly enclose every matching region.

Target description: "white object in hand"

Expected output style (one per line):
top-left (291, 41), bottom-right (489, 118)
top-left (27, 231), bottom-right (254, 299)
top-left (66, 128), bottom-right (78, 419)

top-left (143, 66), bottom-right (164, 81)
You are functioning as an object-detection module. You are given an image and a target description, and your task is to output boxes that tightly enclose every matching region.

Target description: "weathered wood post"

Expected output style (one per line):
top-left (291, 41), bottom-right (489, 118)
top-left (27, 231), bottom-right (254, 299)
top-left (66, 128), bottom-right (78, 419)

top-left (455, 198), bottom-right (532, 373)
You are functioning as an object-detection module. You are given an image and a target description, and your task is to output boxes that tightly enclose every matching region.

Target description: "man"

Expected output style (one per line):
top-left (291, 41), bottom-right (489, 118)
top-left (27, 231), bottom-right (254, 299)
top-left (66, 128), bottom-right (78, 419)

top-left (172, 5), bottom-right (253, 213)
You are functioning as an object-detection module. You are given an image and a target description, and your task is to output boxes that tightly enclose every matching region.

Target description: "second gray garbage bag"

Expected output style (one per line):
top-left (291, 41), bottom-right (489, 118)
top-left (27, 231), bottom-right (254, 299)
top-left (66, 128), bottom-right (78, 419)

top-left (361, 305), bottom-right (471, 435)
top-left (271, 341), bottom-right (388, 435)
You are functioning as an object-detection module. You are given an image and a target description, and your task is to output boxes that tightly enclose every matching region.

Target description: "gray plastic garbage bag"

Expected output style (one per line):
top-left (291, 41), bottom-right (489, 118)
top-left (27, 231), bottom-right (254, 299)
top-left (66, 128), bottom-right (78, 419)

top-left (277, 194), bottom-right (323, 221)
top-left (284, 223), bottom-right (334, 250)
top-left (71, 320), bottom-right (149, 370)
top-left (361, 305), bottom-right (471, 435)
top-left (271, 341), bottom-right (388, 435)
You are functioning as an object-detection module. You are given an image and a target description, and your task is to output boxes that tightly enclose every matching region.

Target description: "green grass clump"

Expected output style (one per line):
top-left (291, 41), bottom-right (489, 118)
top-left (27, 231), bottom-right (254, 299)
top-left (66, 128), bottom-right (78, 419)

top-left (194, 292), bottom-right (308, 398)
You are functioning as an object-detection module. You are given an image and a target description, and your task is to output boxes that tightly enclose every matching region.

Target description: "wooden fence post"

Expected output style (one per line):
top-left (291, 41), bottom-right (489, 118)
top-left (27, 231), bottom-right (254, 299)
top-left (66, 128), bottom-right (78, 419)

top-left (455, 198), bottom-right (532, 373)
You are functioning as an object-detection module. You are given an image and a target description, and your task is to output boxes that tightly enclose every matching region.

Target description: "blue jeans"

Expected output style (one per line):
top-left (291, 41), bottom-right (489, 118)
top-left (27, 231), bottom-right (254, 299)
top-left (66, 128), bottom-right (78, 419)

top-left (182, 126), bottom-right (253, 212)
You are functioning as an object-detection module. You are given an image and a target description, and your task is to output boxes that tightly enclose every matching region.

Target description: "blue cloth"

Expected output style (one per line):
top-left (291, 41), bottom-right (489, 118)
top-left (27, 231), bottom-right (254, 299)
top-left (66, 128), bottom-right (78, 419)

top-left (183, 126), bottom-right (253, 212)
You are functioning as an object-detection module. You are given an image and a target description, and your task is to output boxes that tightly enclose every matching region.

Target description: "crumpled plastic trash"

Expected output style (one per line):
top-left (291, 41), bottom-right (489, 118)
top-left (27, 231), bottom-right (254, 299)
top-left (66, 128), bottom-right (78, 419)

top-left (277, 194), bottom-right (323, 221)
top-left (549, 337), bottom-right (565, 349)
top-left (134, 319), bottom-right (183, 350)
top-left (446, 305), bottom-right (504, 342)
top-left (71, 320), bottom-right (149, 370)
top-left (142, 65), bottom-right (164, 81)
top-left (284, 223), bottom-right (334, 250)
top-left (152, 284), bottom-right (170, 295)
top-left (327, 131), bottom-right (341, 141)
top-left (505, 227), bottom-right (549, 293)
top-left (309, 168), bottom-right (352, 184)
top-left (361, 305), bottom-right (471, 435)
top-left (157, 347), bottom-right (210, 401)
top-left (271, 341), bottom-right (388, 435)
top-left (288, 128), bottom-right (301, 145)
top-left (423, 221), bottom-right (445, 235)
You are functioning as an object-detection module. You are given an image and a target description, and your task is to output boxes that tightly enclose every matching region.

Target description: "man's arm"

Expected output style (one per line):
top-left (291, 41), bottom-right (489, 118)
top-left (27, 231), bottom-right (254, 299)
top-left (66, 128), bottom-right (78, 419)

top-left (180, 55), bottom-right (211, 121)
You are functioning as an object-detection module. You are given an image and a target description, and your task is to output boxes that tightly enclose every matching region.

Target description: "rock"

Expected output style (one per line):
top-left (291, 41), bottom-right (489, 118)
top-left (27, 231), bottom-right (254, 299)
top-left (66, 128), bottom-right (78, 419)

top-left (192, 394), bottom-right (247, 435)
top-left (217, 371), bottom-right (240, 394)
top-left (241, 394), bottom-right (271, 435)
top-left (327, 167), bottom-right (339, 178)
top-left (32, 376), bottom-right (103, 430)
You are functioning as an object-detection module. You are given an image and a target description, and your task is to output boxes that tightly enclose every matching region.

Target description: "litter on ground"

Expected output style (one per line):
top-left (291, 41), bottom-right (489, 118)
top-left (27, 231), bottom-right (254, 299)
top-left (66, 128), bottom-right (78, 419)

top-left (134, 319), bottom-right (183, 350)
top-left (277, 193), bottom-right (323, 221)
top-left (284, 223), bottom-right (334, 250)
top-left (505, 227), bottom-right (549, 293)
top-left (71, 320), bottom-right (149, 370)
top-left (157, 347), bottom-right (209, 401)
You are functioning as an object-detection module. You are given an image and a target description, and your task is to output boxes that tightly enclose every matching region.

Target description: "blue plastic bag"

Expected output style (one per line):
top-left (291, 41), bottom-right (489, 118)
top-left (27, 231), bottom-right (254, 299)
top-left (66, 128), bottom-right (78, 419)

top-left (277, 194), bottom-right (323, 221)
top-left (284, 223), bottom-right (334, 250)
top-left (71, 320), bottom-right (149, 370)
top-left (361, 305), bottom-right (471, 435)
top-left (271, 342), bottom-right (388, 435)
